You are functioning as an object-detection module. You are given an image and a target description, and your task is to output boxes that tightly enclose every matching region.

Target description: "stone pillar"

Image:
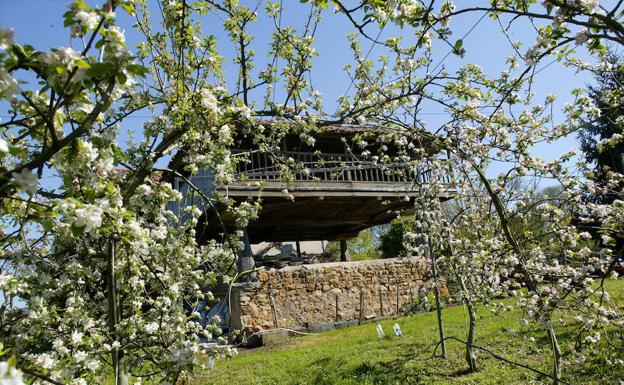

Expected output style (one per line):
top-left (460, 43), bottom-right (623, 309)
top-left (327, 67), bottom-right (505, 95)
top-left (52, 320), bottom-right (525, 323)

top-left (340, 240), bottom-right (350, 262)
top-left (237, 229), bottom-right (256, 281)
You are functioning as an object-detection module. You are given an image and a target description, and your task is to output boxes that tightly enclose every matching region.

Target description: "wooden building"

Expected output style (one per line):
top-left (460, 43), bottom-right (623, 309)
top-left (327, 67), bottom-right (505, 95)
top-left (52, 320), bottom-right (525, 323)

top-left (169, 123), bottom-right (454, 272)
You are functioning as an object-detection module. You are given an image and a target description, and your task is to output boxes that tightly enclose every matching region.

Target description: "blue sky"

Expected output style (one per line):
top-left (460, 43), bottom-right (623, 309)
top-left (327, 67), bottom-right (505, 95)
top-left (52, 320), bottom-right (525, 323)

top-left (0, 0), bottom-right (596, 170)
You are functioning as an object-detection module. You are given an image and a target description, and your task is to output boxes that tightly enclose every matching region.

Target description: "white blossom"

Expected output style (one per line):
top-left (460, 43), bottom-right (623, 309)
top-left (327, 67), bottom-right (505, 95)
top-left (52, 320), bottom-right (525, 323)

top-left (85, 360), bottom-right (100, 372)
top-left (73, 205), bottom-right (104, 233)
top-left (0, 26), bottom-right (14, 50)
top-left (52, 339), bottom-right (70, 356)
top-left (0, 137), bottom-right (8, 154)
top-left (80, 141), bottom-right (99, 163)
top-left (575, 29), bottom-right (589, 45)
top-left (73, 351), bottom-right (87, 362)
top-left (34, 353), bottom-right (56, 370)
top-left (578, 0), bottom-right (599, 12)
top-left (42, 47), bottom-right (81, 67)
top-left (145, 322), bottom-right (159, 334)
top-left (75, 11), bottom-right (99, 30)
top-left (106, 26), bottom-right (125, 45)
top-left (11, 169), bottom-right (38, 195)
top-left (0, 67), bottom-right (19, 99)
top-left (199, 88), bottom-right (219, 113)
top-left (71, 330), bottom-right (83, 346)
top-left (95, 155), bottom-right (114, 175)
top-left (0, 361), bottom-right (25, 385)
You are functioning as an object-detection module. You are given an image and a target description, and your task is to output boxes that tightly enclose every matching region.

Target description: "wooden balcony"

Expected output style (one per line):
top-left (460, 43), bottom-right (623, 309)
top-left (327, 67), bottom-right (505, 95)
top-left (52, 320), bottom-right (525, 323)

top-left (221, 150), bottom-right (454, 199)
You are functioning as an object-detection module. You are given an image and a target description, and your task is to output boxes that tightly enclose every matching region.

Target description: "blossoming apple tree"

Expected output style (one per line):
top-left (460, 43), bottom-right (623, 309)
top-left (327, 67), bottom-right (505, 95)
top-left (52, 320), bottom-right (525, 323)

top-left (322, 0), bottom-right (616, 379)
top-left (325, 0), bottom-right (624, 382)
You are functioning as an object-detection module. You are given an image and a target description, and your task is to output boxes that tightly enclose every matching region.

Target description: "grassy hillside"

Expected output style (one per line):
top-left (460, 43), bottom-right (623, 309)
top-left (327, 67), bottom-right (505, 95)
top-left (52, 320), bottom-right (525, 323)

top-left (193, 279), bottom-right (624, 385)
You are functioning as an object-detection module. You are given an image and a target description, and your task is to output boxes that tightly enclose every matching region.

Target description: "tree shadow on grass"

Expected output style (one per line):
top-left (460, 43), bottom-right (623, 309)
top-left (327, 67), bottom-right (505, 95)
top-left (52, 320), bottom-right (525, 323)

top-left (347, 356), bottom-right (434, 385)
top-left (353, 361), bottom-right (418, 384)
top-left (304, 346), bottom-right (441, 385)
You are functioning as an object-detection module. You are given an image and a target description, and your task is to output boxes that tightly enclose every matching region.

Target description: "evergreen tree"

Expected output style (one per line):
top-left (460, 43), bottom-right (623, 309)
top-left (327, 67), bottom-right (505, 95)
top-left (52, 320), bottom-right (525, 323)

top-left (579, 52), bottom-right (624, 203)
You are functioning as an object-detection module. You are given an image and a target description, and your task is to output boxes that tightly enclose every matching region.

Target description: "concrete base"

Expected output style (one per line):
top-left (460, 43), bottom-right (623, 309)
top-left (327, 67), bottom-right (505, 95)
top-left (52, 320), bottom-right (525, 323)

top-left (248, 317), bottom-right (394, 347)
top-left (259, 329), bottom-right (298, 346)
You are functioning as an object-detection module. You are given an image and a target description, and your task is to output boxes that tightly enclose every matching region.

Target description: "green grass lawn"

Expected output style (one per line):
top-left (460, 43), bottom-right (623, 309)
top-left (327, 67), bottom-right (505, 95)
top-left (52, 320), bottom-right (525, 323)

top-left (192, 279), bottom-right (624, 385)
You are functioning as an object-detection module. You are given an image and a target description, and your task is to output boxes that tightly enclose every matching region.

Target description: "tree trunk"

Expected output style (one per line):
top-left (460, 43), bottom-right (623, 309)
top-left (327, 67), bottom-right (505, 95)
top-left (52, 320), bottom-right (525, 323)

top-left (465, 301), bottom-right (478, 372)
top-left (429, 237), bottom-right (447, 358)
top-left (108, 240), bottom-right (128, 385)
top-left (471, 162), bottom-right (561, 382)
top-left (547, 323), bottom-right (562, 384)
top-left (458, 272), bottom-right (478, 372)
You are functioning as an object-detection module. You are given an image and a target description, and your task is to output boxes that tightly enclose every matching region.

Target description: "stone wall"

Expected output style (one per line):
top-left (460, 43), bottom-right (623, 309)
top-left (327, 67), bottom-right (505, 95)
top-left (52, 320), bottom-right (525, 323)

top-left (230, 257), bottom-right (440, 334)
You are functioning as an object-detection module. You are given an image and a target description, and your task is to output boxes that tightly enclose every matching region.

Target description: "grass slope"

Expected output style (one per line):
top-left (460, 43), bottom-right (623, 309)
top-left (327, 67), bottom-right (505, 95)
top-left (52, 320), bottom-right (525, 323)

top-left (194, 279), bottom-right (624, 385)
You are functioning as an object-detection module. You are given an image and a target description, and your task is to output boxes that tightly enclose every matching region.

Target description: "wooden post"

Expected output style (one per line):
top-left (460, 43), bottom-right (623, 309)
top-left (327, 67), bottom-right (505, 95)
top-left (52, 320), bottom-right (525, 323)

top-left (340, 240), bottom-right (348, 262)
top-left (396, 282), bottom-right (400, 315)
top-left (359, 289), bottom-right (364, 324)
top-left (335, 294), bottom-right (339, 322)
top-left (379, 288), bottom-right (384, 317)
top-left (295, 240), bottom-right (302, 259)
top-left (237, 229), bottom-right (255, 281)
top-left (269, 291), bottom-right (278, 329)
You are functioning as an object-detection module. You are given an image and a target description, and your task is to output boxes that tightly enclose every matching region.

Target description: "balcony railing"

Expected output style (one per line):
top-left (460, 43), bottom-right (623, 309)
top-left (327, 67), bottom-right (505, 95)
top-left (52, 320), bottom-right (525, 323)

top-left (169, 150), bottom-right (453, 221)
top-left (234, 150), bottom-right (452, 185)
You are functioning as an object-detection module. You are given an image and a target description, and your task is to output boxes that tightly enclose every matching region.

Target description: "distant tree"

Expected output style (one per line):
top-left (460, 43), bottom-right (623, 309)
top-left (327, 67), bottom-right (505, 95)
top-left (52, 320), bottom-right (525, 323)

top-left (579, 52), bottom-right (624, 204)
top-left (534, 185), bottom-right (564, 200)
top-left (578, 54), bottom-right (624, 256)
top-left (379, 217), bottom-right (414, 259)
top-left (348, 229), bottom-right (381, 260)
top-left (326, 228), bottom-right (381, 261)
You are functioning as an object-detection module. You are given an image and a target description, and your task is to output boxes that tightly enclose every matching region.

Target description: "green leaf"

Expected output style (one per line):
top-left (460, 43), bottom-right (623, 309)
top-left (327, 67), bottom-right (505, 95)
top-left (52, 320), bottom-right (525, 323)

top-left (111, 144), bottom-right (128, 163)
top-left (74, 59), bottom-right (91, 69)
top-left (71, 222), bottom-right (86, 236)
top-left (116, 71), bottom-right (127, 84)
top-left (41, 219), bottom-right (55, 232)
top-left (86, 62), bottom-right (115, 78)
top-left (122, 2), bottom-right (136, 16)
top-left (126, 64), bottom-right (148, 77)
top-left (7, 355), bottom-right (17, 368)
top-left (453, 39), bottom-right (465, 57)
top-left (75, 0), bottom-right (89, 10)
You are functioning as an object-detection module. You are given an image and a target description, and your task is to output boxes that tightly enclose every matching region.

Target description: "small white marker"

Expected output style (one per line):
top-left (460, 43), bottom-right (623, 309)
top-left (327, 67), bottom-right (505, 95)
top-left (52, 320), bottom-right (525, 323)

top-left (376, 324), bottom-right (385, 338)
top-left (393, 323), bottom-right (403, 337)
top-left (208, 356), bottom-right (215, 369)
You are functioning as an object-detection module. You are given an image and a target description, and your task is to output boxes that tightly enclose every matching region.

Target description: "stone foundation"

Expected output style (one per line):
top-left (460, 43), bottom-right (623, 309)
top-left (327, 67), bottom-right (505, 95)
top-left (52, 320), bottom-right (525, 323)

top-left (230, 257), bottom-right (440, 334)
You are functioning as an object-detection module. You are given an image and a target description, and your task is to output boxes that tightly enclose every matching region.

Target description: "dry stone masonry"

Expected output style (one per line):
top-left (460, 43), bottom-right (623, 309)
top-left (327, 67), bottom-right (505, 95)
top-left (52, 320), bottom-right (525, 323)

top-left (230, 257), bottom-right (440, 335)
